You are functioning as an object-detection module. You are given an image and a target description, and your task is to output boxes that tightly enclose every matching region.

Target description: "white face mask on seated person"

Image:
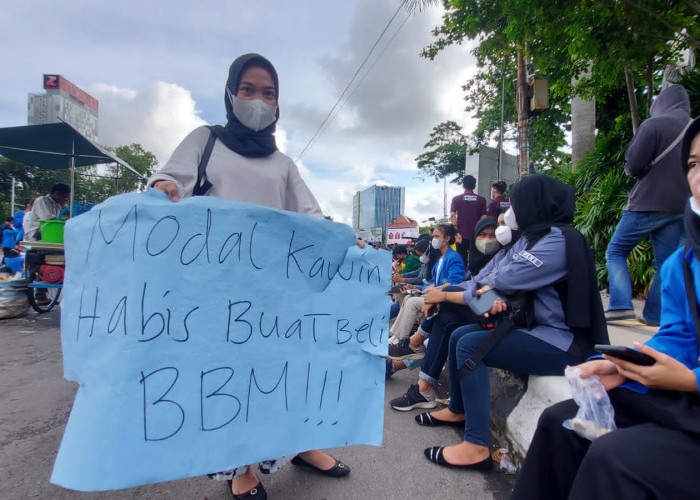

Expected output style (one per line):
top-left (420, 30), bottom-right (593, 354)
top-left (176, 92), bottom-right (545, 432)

top-left (431, 237), bottom-right (446, 250)
top-left (419, 253), bottom-right (430, 264)
top-left (504, 207), bottom-right (519, 230)
top-left (475, 238), bottom-right (500, 255)
top-left (495, 225), bottom-right (512, 245)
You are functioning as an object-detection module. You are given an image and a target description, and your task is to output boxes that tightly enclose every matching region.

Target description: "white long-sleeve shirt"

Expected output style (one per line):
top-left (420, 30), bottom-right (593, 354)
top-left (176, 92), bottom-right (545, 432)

top-left (148, 126), bottom-right (324, 219)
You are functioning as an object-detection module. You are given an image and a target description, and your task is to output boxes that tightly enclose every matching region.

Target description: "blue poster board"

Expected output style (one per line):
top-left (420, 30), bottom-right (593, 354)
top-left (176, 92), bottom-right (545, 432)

top-left (51, 190), bottom-right (390, 491)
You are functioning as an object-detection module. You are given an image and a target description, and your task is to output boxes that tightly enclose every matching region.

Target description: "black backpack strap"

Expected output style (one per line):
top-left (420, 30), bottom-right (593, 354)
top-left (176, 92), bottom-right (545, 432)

top-left (682, 245), bottom-right (700, 346)
top-left (458, 317), bottom-right (514, 379)
top-left (192, 126), bottom-right (216, 196)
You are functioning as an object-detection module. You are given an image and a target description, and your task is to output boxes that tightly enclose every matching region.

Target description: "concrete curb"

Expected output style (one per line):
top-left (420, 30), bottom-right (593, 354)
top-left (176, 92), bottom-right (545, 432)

top-left (504, 375), bottom-right (570, 459)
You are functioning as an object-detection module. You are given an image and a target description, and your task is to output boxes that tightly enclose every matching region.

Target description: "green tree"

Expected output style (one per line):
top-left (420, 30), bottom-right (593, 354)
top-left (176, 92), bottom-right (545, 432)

top-left (415, 121), bottom-right (471, 182)
top-left (423, 0), bottom-right (699, 132)
top-left (111, 144), bottom-right (158, 192)
top-left (0, 143), bottom-right (157, 216)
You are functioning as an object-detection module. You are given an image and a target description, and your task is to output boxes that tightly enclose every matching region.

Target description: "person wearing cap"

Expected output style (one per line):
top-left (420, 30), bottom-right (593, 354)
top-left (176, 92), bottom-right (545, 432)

top-left (22, 183), bottom-right (71, 242)
top-left (149, 53), bottom-right (347, 500)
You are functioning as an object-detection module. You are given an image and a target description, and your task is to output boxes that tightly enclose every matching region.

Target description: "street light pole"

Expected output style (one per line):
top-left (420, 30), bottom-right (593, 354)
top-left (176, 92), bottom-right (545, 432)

top-left (516, 50), bottom-right (530, 178)
top-left (10, 176), bottom-right (15, 214)
top-left (498, 57), bottom-right (506, 181)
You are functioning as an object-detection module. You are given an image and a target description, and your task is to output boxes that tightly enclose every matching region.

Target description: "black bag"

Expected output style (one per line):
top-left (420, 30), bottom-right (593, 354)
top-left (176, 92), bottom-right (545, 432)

top-left (457, 289), bottom-right (533, 379)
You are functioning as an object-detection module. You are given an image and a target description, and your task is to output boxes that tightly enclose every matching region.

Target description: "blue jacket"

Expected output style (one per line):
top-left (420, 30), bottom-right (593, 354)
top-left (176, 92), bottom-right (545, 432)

top-left (622, 247), bottom-right (700, 394)
top-left (2, 227), bottom-right (18, 249)
top-left (420, 246), bottom-right (465, 289)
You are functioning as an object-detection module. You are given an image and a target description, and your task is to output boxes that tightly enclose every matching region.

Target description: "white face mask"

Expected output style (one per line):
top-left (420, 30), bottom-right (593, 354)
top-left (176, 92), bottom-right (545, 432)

top-left (419, 254), bottom-right (429, 264)
top-left (475, 238), bottom-right (500, 255)
top-left (504, 207), bottom-right (519, 230)
top-left (495, 225), bottom-right (513, 246)
top-left (431, 237), bottom-right (446, 250)
top-left (228, 88), bottom-right (277, 132)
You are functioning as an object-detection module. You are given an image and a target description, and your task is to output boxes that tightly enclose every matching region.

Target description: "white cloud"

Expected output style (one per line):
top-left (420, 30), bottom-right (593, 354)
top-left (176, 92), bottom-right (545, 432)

top-left (0, 0), bottom-right (481, 228)
top-left (89, 81), bottom-right (206, 166)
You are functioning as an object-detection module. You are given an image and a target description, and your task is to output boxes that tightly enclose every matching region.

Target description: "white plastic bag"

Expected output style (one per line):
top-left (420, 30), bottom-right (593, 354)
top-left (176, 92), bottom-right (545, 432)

top-left (562, 366), bottom-right (616, 441)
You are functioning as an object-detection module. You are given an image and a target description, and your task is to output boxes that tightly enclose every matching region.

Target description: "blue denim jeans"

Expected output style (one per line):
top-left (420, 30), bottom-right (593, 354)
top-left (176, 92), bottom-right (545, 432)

top-left (447, 324), bottom-right (580, 446)
top-left (389, 300), bottom-right (400, 320)
top-left (418, 301), bottom-right (474, 386)
top-left (605, 211), bottom-right (683, 323)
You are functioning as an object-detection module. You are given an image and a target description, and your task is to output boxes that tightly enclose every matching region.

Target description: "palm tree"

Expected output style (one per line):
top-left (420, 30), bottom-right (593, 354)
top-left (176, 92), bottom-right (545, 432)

top-left (404, 0), bottom-right (438, 14)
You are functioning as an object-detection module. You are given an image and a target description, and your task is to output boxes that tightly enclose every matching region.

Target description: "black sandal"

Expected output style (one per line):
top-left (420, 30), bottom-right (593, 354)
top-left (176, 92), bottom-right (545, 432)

top-left (227, 479), bottom-right (267, 499)
top-left (291, 454), bottom-right (351, 477)
top-left (415, 412), bottom-right (465, 428)
top-left (424, 446), bottom-right (493, 472)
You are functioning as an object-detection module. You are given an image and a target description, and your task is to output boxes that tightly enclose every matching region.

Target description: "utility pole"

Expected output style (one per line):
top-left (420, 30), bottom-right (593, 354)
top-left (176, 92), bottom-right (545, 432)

top-left (497, 57), bottom-right (507, 181)
top-left (516, 50), bottom-right (530, 178)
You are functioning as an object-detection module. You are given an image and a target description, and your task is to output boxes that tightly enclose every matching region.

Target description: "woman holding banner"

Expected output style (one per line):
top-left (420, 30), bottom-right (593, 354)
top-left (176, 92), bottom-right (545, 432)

top-left (149, 53), bottom-right (349, 499)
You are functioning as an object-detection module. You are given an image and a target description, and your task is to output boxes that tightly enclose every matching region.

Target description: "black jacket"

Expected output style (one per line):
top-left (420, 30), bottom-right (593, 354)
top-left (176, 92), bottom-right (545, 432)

top-left (625, 84), bottom-right (691, 213)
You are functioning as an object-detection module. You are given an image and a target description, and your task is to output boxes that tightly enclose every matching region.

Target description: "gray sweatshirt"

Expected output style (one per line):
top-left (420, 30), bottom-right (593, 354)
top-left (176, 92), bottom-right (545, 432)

top-left (147, 126), bottom-right (324, 218)
top-left (624, 84), bottom-right (691, 213)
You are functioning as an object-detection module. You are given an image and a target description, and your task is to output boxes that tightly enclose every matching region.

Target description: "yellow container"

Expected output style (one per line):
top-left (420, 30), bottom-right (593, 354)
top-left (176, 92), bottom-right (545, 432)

top-left (39, 220), bottom-right (66, 243)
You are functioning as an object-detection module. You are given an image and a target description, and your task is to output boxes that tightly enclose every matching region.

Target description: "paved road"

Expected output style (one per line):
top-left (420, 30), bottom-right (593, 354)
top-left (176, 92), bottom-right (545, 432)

top-left (0, 307), bottom-right (516, 500)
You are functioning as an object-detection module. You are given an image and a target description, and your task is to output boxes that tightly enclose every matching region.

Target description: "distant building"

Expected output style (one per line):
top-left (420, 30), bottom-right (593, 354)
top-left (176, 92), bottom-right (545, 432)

top-left (352, 184), bottom-right (405, 235)
top-left (464, 146), bottom-right (518, 199)
top-left (387, 215), bottom-right (419, 245)
top-left (28, 74), bottom-right (99, 141)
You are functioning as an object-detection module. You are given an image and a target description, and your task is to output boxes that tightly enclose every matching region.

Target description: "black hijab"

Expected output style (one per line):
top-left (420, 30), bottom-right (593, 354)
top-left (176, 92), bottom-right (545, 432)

top-left (467, 216), bottom-right (499, 276)
top-left (209, 53), bottom-right (280, 158)
top-left (510, 174), bottom-right (608, 355)
top-left (682, 117), bottom-right (700, 260)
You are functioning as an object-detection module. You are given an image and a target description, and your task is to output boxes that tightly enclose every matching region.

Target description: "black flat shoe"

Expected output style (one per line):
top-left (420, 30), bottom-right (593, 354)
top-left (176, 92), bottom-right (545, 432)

top-left (291, 454), bottom-right (351, 477)
top-left (415, 412), bottom-right (465, 428)
top-left (424, 446), bottom-right (493, 472)
top-left (227, 479), bottom-right (267, 499)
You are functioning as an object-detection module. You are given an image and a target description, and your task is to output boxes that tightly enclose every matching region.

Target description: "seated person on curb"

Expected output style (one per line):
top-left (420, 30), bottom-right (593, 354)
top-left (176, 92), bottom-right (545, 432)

top-left (387, 216), bottom-right (515, 409)
top-left (389, 239), bottom-right (432, 321)
top-left (417, 174), bottom-right (609, 472)
top-left (387, 224), bottom-right (465, 345)
top-left (386, 216), bottom-right (505, 379)
top-left (392, 243), bottom-right (420, 275)
top-left (511, 116), bottom-right (700, 500)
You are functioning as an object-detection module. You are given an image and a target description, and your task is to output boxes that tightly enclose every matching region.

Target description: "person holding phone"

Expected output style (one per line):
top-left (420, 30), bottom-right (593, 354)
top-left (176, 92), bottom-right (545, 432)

top-left (418, 174), bottom-right (608, 471)
top-left (511, 116), bottom-right (700, 500)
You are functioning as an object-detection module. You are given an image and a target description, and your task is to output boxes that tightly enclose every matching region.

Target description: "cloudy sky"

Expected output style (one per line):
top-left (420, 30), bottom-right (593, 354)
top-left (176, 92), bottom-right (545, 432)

top-left (0, 1), bottom-right (481, 225)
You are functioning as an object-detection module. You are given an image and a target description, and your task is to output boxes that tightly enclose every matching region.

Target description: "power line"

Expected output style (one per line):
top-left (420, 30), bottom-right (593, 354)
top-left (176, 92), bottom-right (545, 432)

top-left (295, 1), bottom-right (409, 163)
top-left (303, 12), bottom-right (411, 157)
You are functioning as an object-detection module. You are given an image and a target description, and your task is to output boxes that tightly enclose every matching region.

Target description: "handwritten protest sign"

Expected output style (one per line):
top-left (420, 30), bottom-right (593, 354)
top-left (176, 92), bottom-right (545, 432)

top-left (51, 190), bottom-right (390, 491)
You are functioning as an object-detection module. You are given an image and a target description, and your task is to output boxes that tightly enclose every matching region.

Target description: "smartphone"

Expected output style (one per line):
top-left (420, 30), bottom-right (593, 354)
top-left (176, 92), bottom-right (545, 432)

top-left (594, 344), bottom-right (655, 366)
top-left (425, 305), bottom-right (438, 319)
top-left (465, 289), bottom-right (505, 316)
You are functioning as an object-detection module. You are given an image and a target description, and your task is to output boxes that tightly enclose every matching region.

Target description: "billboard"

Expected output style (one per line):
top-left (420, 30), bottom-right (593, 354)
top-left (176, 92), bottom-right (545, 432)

top-left (44, 74), bottom-right (99, 112)
top-left (386, 225), bottom-right (419, 245)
